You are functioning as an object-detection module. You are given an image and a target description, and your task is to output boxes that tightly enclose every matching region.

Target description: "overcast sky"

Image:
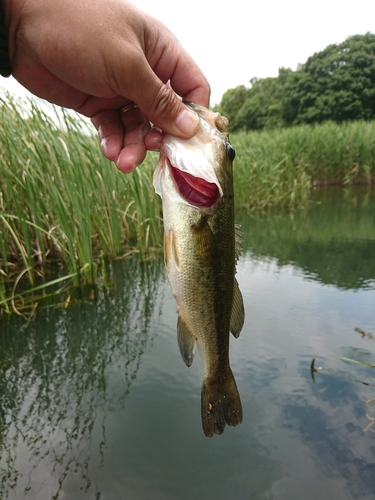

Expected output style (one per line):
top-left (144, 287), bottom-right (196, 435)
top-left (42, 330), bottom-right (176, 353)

top-left (1, 0), bottom-right (374, 107)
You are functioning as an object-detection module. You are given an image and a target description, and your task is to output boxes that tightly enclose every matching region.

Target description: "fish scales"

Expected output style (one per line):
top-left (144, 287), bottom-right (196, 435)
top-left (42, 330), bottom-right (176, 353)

top-left (153, 102), bottom-right (244, 437)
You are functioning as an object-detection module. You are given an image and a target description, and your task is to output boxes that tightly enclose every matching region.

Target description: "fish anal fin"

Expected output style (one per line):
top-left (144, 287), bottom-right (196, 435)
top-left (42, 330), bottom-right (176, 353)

top-left (201, 369), bottom-right (243, 437)
top-left (230, 278), bottom-right (245, 338)
top-left (177, 315), bottom-right (196, 367)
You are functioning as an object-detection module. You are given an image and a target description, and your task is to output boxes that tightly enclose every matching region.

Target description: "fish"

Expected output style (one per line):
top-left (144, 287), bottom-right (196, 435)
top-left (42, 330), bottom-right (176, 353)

top-left (153, 102), bottom-right (244, 437)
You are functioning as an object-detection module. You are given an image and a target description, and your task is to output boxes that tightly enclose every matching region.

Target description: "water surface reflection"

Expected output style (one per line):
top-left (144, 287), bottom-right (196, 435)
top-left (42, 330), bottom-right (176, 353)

top-left (0, 258), bottom-right (164, 498)
top-left (0, 188), bottom-right (374, 499)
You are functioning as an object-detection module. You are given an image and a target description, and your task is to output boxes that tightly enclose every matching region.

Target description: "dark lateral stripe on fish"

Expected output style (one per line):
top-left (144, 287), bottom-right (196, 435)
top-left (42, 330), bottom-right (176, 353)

top-left (168, 159), bottom-right (219, 208)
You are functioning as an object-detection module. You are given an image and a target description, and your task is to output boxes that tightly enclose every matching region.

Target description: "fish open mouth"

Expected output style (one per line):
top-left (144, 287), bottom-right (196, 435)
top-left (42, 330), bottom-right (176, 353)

top-left (168, 160), bottom-right (219, 208)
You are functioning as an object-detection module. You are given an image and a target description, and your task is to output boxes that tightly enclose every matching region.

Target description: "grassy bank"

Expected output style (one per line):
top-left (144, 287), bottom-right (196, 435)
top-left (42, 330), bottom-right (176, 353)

top-left (1, 95), bottom-right (375, 314)
top-left (232, 121), bottom-right (375, 210)
top-left (0, 95), bottom-right (162, 315)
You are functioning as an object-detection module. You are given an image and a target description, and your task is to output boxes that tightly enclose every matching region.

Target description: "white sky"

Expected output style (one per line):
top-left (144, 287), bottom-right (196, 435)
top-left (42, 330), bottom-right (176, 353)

top-left (1, 0), bottom-right (374, 106)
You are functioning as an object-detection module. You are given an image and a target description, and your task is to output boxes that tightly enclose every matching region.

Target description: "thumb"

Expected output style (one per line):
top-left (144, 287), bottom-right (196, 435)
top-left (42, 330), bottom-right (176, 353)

top-left (125, 65), bottom-right (201, 138)
top-left (141, 83), bottom-right (200, 138)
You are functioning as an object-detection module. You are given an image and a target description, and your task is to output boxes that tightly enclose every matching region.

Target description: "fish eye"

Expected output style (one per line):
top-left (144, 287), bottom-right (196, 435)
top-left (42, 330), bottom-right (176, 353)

top-left (226, 143), bottom-right (236, 161)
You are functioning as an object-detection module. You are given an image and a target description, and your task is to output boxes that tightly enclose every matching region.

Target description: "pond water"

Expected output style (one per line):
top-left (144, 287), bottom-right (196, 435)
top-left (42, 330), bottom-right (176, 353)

top-left (0, 188), bottom-right (374, 500)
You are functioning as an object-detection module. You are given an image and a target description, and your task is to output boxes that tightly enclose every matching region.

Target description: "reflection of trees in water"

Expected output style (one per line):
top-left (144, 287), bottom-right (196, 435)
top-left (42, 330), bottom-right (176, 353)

top-left (0, 256), bottom-right (164, 498)
top-left (237, 188), bottom-right (375, 290)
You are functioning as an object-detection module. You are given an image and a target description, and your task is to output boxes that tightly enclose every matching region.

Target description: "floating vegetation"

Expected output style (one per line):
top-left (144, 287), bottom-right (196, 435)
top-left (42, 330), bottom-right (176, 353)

top-left (355, 327), bottom-right (375, 341)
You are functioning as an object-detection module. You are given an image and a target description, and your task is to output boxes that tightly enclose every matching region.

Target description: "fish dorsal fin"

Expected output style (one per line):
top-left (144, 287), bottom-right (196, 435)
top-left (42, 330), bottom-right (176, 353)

top-left (177, 315), bottom-right (197, 367)
top-left (234, 224), bottom-right (243, 264)
top-left (230, 278), bottom-right (245, 338)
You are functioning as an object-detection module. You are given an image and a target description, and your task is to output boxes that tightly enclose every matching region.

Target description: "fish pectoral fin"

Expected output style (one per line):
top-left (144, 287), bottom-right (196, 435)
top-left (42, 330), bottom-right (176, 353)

top-left (177, 315), bottom-right (196, 367)
top-left (192, 217), bottom-right (216, 262)
top-left (230, 278), bottom-right (245, 338)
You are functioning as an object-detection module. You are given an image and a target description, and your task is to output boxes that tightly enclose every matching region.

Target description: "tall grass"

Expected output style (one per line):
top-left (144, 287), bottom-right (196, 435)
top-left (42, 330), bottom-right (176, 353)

top-left (0, 95), bottom-right (162, 315)
top-left (232, 121), bottom-right (375, 210)
top-left (1, 94), bottom-right (375, 314)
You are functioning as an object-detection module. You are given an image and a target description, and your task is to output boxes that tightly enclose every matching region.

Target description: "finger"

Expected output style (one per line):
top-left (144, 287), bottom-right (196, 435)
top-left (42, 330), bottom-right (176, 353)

top-left (129, 70), bottom-right (201, 139)
top-left (91, 110), bottom-right (124, 161)
top-left (116, 107), bottom-right (150, 173)
top-left (137, 11), bottom-right (210, 108)
top-left (106, 43), bottom-right (204, 138)
top-left (91, 108), bottom-right (150, 172)
top-left (114, 60), bottom-right (199, 139)
top-left (146, 29), bottom-right (210, 108)
top-left (112, 25), bottom-right (209, 138)
top-left (144, 127), bottom-right (164, 152)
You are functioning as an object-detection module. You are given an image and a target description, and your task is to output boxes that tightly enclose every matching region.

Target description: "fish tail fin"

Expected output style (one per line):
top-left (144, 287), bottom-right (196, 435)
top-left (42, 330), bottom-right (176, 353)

top-left (201, 369), bottom-right (243, 437)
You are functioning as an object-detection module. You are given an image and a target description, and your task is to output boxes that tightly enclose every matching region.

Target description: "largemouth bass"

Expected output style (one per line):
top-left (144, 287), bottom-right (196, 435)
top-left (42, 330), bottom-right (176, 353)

top-left (153, 102), bottom-right (244, 437)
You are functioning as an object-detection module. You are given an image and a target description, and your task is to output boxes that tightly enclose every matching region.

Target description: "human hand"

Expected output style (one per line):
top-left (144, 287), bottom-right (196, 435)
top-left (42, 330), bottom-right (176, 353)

top-left (3, 0), bottom-right (210, 172)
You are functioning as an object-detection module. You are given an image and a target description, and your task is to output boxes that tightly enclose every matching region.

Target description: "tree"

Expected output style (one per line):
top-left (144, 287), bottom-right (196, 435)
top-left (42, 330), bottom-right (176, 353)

top-left (215, 85), bottom-right (248, 130)
top-left (217, 33), bottom-right (375, 130)
top-left (285, 33), bottom-right (375, 125)
top-left (234, 77), bottom-right (279, 130)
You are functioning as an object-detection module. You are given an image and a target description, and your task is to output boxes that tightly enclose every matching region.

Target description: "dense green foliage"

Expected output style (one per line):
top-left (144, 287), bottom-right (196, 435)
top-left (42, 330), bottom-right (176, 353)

top-left (218, 33), bottom-right (375, 131)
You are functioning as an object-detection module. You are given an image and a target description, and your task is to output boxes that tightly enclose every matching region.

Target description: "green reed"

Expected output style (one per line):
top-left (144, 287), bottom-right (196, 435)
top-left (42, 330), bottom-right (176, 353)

top-left (232, 121), bottom-right (375, 211)
top-left (1, 94), bottom-right (375, 314)
top-left (0, 95), bottom-right (162, 315)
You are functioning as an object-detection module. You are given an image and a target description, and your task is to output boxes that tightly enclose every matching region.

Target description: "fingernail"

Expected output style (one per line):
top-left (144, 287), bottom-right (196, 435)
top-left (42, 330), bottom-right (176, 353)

top-left (175, 109), bottom-right (199, 136)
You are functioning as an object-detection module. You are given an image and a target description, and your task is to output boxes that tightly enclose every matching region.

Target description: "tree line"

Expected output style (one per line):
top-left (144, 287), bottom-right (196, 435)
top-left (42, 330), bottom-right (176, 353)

top-left (217, 33), bottom-right (375, 131)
